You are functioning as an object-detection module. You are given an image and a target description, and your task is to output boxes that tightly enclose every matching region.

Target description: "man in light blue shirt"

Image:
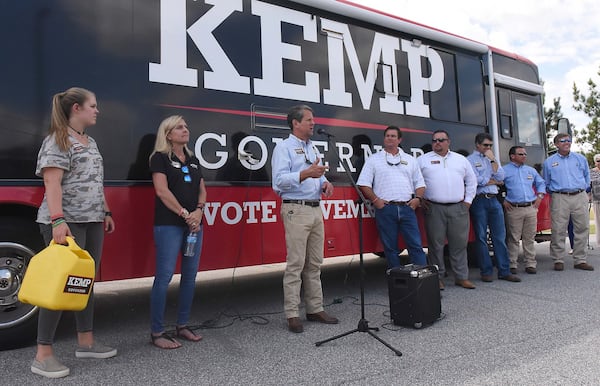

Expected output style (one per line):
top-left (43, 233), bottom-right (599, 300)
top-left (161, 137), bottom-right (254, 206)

top-left (272, 105), bottom-right (337, 333)
top-left (542, 133), bottom-right (593, 271)
top-left (467, 133), bottom-right (520, 283)
top-left (502, 146), bottom-right (546, 274)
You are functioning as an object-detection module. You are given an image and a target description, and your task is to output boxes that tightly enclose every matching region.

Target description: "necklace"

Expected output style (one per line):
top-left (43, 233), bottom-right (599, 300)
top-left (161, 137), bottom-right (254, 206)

top-left (69, 126), bottom-right (85, 136)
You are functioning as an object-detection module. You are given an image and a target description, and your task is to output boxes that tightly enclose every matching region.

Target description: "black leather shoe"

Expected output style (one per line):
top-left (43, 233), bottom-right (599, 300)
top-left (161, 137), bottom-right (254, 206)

top-left (510, 268), bottom-right (517, 274)
top-left (306, 311), bottom-right (339, 324)
top-left (525, 267), bottom-right (537, 274)
top-left (481, 275), bottom-right (493, 282)
top-left (499, 274), bottom-right (521, 282)
top-left (287, 317), bottom-right (303, 333)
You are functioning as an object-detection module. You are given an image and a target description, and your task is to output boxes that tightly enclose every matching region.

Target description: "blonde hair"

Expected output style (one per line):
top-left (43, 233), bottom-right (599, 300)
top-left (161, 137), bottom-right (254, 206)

top-left (150, 115), bottom-right (193, 161)
top-left (49, 87), bottom-right (94, 152)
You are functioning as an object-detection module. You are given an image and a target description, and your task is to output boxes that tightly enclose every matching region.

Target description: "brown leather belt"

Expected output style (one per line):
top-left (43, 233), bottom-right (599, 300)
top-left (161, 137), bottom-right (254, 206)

top-left (510, 201), bottom-right (535, 207)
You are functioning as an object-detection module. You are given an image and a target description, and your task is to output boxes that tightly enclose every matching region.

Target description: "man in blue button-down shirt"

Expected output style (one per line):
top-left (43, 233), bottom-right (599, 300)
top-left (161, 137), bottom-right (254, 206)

top-left (542, 133), bottom-right (593, 271)
top-left (502, 146), bottom-right (546, 274)
top-left (467, 133), bottom-right (520, 283)
top-left (272, 105), bottom-right (338, 333)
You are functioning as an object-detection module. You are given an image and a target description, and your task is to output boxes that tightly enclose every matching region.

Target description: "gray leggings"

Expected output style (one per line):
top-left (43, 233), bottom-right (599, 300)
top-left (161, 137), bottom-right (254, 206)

top-left (36, 222), bottom-right (104, 345)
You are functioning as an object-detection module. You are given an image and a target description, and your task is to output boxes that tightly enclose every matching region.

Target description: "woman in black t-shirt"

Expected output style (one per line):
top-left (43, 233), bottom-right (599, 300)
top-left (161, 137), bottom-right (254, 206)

top-left (149, 115), bottom-right (207, 349)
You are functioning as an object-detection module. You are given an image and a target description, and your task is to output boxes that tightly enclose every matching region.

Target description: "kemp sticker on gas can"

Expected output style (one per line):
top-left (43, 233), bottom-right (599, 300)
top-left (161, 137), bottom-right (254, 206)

top-left (64, 275), bottom-right (94, 294)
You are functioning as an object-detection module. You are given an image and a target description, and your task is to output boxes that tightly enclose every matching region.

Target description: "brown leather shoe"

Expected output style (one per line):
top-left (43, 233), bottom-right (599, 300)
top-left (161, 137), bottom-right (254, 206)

top-left (554, 262), bottom-right (564, 271)
top-left (481, 275), bottom-right (493, 282)
top-left (525, 267), bottom-right (537, 274)
top-left (287, 317), bottom-right (303, 333)
top-left (510, 268), bottom-right (517, 274)
top-left (455, 279), bottom-right (476, 289)
top-left (499, 274), bottom-right (521, 282)
top-left (574, 262), bottom-right (594, 271)
top-left (306, 311), bottom-right (339, 324)
top-left (439, 280), bottom-right (445, 291)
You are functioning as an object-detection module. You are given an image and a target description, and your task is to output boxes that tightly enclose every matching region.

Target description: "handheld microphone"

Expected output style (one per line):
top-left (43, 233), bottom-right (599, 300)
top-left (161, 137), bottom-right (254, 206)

top-left (317, 128), bottom-right (335, 138)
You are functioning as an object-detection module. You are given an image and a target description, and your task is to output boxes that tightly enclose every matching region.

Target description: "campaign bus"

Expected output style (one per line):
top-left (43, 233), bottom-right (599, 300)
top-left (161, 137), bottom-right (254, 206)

top-left (0, 0), bottom-right (549, 345)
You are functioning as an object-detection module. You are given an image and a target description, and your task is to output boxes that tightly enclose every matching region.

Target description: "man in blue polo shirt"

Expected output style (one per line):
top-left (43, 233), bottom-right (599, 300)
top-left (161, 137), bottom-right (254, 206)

top-left (467, 133), bottom-right (520, 283)
top-left (542, 133), bottom-right (593, 271)
top-left (502, 146), bottom-right (546, 274)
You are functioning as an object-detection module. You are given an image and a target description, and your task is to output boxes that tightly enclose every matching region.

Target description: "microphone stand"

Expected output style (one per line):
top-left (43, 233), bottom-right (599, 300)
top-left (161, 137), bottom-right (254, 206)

top-left (315, 133), bottom-right (402, 357)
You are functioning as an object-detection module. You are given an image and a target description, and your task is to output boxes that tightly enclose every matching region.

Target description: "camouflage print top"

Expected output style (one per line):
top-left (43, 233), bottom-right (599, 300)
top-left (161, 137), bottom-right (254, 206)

top-left (36, 134), bottom-right (106, 224)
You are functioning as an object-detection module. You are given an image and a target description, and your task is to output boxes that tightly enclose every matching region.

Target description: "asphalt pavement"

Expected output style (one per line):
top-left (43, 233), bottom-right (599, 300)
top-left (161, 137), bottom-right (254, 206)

top-left (3, 238), bottom-right (600, 385)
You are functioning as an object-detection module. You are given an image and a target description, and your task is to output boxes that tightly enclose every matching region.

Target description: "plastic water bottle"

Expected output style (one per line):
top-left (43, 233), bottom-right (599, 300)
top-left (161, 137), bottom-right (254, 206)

top-left (184, 232), bottom-right (197, 257)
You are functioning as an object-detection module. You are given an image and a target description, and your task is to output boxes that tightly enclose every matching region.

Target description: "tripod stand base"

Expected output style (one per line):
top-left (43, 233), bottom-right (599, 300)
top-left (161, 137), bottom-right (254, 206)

top-left (315, 318), bottom-right (402, 356)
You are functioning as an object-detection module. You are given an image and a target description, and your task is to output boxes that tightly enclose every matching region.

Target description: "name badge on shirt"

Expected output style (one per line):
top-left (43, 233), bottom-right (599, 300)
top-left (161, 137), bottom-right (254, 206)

top-left (552, 162), bottom-right (559, 167)
top-left (430, 160), bottom-right (440, 164)
top-left (400, 160), bottom-right (408, 165)
top-left (527, 174), bottom-right (533, 180)
top-left (294, 148), bottom-right (304, 154)
top-left (474, 162), bottom-right (482, 168)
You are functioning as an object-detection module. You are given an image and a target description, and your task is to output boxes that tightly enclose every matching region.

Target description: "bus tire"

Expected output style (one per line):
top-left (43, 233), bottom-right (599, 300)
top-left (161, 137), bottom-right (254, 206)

top-left (0, 217), bottom-right (45, 350)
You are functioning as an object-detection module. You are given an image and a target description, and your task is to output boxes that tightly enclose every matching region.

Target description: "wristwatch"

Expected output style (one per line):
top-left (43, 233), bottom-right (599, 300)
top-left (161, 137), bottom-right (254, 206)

top-left (537, 193), bottom-right (545, 199)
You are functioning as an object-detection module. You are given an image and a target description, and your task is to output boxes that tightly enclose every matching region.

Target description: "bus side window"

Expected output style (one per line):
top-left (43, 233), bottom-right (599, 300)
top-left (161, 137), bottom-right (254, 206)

top-left (498, 89), bottom-right (513, 139)
top-left (514, 96), bottom-right (542, 146)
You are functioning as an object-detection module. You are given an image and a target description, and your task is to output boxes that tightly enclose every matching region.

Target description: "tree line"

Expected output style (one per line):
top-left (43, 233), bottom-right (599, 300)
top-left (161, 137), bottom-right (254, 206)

top-left (544, 65), bottom-right (600, 165)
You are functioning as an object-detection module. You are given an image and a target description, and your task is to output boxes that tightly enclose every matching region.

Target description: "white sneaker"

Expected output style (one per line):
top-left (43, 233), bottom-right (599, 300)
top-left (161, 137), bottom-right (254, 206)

top-left (75, 342), bottom-right (117, 359)
top-left (31, 356), bottom-right (70, 378)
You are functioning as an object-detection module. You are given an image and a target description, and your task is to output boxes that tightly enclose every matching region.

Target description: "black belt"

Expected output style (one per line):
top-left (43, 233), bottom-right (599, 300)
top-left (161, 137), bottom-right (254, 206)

top-left (476, 193), bottom-right (497, 199)
top-left (553, 190), bottom-right (584, 196)
top-left (428, 201), bottom-right (461, 206)
top-left (509, 201), bottom-right (535, 207)
top-left (282, 199), bottom-right (321, 207)
top-left (387, 201), bottom-right (408, 206)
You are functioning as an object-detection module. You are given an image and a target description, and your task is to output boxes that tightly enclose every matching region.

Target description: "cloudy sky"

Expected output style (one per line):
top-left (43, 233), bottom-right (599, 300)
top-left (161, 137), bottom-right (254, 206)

top-left (356, 0), bottom-right (600, 131)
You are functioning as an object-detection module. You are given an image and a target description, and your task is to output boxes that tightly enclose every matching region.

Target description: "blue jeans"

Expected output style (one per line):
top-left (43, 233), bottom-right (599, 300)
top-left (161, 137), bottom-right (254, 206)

top-left (375, 204), bottom-right (427, 268)
top-left (470, 197), bottom-right (510, 277)
top-left (151, 225), bottom-right (202, 333)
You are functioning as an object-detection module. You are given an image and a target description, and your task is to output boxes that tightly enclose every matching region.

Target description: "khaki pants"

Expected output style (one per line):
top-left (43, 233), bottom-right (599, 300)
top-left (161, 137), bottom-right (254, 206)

top-left (550, 192), bottom-right (589, 264)
top-left (281, 203), bottom-right (324, 318)
top-left (505, 205), bottom-right (538, 269)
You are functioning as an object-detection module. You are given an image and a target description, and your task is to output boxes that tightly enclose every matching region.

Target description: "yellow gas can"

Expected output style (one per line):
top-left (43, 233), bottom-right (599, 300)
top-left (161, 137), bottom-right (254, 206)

top-left (18, 237), bottom-right (96, 311)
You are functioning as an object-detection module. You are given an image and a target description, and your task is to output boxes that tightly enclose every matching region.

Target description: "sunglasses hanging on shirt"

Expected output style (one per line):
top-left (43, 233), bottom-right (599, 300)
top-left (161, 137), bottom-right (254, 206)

top-left (182, 165), bottom-right (192, 183)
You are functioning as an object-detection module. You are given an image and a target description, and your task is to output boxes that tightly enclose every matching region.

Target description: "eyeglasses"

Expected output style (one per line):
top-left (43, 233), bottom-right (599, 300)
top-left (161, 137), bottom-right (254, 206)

top-left (181, 165), bottom-right (192, 183)
top-left (432, 138), bottom-right (448, 143)
top-left (481, 143), bottom-right (493, 148)
top-left (385, 152), bottom-right (401, 166)
top-left (516, 153), bottom-right (527, 156)
top-left (303, 145), bottom-right (320, 165)
top-left (558, 138), bottom-right (572, 143)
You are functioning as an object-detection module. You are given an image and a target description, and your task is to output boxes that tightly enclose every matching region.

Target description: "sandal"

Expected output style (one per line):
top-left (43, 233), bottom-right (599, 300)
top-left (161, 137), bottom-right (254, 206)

top-left (150, 332), bottom-right (182, 349)
top-left (176, 326), bottom-right (202, 342)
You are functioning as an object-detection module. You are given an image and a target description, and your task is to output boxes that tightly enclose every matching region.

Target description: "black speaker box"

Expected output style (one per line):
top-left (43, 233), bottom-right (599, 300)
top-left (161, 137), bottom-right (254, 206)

top-left (387, 264), bottom-right (441, 328)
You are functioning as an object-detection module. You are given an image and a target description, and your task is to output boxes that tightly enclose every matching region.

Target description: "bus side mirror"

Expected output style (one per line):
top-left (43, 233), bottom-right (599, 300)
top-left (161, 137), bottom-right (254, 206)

top-left (557, 118), bottom-right (572, 136)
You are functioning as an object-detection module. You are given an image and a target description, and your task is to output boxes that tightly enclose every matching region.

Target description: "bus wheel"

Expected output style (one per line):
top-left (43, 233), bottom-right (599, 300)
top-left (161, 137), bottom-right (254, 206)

top-left (0, 217), bottom-right (44, 350)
